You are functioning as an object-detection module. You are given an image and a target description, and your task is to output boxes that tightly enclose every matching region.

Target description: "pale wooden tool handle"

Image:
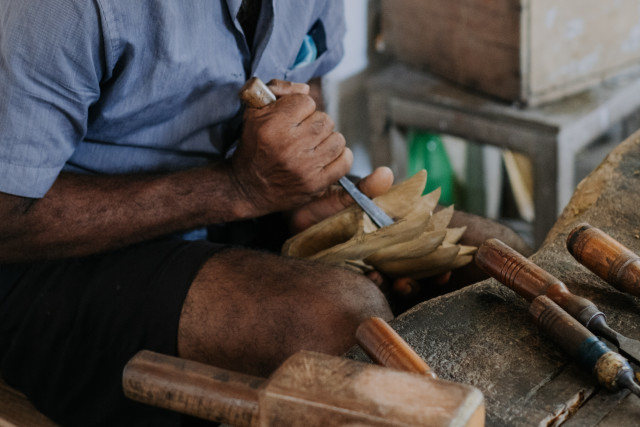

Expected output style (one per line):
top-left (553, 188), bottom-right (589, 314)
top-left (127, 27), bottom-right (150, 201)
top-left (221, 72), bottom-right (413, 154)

top-left (239, 77), bottom-right (277, 108)
top-left (122, 350), bottom-right (265, 426)
top-left (356, 317), bottom-right (437, 379)
top-left (567, 222), bottom-right (640, 297)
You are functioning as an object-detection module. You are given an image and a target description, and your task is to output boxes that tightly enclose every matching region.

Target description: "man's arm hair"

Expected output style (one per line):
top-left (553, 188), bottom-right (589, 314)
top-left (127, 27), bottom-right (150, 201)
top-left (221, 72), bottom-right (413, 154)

top-left (0, 165), bottom-right (255, 262)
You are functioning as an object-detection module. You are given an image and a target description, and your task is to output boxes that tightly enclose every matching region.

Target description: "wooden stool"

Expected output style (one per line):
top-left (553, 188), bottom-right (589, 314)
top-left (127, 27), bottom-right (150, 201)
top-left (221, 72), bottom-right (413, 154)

top-left (367, 63), bottom-right (640, 247)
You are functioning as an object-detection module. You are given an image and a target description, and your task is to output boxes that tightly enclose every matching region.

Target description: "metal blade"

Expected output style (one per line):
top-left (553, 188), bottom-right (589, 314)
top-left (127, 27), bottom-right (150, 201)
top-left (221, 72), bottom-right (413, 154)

top-left (617, 333), bottom-right (640, 366)
top-left (597, 321), bottom-right (640, 366)
top-left (338, 177), bottom-right (394, 228)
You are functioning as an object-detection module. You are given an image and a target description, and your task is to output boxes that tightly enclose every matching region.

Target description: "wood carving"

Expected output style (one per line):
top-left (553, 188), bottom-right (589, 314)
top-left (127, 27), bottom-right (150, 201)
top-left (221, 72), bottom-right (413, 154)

top-left (283, 170), bottom-right (475, 279)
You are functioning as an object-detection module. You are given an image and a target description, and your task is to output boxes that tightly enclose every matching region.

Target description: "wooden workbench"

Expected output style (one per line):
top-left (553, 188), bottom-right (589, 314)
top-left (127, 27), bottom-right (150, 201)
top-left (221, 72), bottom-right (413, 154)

top-left (350, 130), bottom-right (640, 425)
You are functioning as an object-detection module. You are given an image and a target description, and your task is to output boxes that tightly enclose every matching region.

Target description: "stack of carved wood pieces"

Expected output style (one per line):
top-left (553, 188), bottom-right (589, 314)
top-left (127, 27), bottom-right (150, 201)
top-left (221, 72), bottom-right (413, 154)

top-left (282, 170), bottom-right (476, 280)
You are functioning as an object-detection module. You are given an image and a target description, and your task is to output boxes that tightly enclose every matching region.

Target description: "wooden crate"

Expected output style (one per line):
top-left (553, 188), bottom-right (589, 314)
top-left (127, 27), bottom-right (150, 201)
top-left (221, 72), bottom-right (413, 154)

top-left (380, 0), bottom-right (640, 106)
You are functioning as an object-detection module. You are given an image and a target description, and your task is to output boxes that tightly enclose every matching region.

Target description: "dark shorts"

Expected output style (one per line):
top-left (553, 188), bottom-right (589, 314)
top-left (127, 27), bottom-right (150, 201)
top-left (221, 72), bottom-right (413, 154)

top-left (0, 238), bottom-right (225, 427)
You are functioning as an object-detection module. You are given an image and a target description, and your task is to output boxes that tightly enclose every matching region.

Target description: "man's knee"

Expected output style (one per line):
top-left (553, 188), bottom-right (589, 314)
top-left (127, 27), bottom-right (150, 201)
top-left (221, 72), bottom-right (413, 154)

top-left (178, 249), bottom-right (391, 375)
top-left (294, 265), bottom-right (392, 355)
top-left (320, 267), bottom-right (392, 323)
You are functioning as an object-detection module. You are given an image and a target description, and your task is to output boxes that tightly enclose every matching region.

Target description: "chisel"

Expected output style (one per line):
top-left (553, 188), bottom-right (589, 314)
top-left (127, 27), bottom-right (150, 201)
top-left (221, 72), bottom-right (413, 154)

top-left (476, 238), bottom-right (640, 366)
top-left (567, 222), bottom-right (640, 298)
top-left (239, 77), bottom-right (394, 228)
top-left (529, 295), bottom-right (640, 396)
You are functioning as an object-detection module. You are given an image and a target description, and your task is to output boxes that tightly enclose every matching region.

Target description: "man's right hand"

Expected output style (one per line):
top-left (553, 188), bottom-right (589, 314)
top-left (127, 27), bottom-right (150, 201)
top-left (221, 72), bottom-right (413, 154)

top-left (229, 80), bottom-right (353, 216)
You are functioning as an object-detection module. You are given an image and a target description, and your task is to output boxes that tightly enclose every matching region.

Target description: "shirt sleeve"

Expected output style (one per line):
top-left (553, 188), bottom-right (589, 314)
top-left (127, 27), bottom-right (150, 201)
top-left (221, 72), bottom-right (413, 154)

top-left (0, 0), bottom-right (103, 198)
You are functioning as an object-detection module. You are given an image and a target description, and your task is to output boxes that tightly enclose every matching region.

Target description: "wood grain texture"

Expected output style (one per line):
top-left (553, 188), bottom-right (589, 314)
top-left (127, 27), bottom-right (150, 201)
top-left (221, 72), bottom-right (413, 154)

top-left (259, 351), bottom-right (485, 427)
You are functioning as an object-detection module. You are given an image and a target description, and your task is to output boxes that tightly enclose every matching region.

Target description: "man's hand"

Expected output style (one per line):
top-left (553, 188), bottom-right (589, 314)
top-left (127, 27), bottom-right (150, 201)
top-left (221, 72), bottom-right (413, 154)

top-left (288, 166), bottom-right (394, 234)
top-left (230, 80), bottom-right (353, 216)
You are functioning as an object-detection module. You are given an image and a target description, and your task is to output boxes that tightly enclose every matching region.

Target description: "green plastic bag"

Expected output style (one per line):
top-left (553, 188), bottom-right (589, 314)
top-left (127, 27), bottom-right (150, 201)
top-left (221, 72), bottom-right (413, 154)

top-left (407, 130), bottom-right (454, 205)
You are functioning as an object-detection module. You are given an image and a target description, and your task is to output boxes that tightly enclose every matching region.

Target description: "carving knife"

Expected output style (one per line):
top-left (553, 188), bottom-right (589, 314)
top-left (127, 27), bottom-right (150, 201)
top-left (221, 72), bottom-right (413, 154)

top-left (476, 238), bottom-right (640, 366)
top-left (239, 77), bottom-right (394, 228)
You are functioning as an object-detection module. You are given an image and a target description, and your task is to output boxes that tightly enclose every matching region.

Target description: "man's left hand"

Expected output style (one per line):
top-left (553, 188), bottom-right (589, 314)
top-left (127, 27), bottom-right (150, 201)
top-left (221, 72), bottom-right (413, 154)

top-left (288, 166), bottom-right (394, 235)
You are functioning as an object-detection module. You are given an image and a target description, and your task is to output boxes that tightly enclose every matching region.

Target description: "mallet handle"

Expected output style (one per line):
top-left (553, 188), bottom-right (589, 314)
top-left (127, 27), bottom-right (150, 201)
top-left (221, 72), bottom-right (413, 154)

top-left (123, 350), bottom-right (264, 426)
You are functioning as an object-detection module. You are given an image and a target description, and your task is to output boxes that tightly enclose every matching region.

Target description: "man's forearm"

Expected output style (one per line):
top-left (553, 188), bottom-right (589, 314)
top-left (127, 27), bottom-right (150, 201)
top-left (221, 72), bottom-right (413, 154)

top-left (0, 79), bottom-right (351, 263)
top-left (0, 163), bottom-right (259, 262)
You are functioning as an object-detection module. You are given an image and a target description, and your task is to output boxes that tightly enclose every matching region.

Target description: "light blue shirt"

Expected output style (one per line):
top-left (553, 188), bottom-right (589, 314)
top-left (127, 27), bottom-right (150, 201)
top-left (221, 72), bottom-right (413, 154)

top-left (0, 0), bottom-right (346, 198)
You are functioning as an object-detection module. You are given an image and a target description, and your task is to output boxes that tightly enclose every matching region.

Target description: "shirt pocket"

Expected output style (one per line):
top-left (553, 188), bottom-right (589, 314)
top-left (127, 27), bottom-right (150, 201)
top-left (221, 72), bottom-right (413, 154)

top-left (284, 20), bottom-right (330, 83)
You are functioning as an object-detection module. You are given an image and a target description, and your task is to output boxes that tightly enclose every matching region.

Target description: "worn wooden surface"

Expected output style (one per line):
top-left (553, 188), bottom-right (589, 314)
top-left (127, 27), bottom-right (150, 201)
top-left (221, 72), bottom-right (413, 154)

top-left (349, 130), bottom-right (640, 425)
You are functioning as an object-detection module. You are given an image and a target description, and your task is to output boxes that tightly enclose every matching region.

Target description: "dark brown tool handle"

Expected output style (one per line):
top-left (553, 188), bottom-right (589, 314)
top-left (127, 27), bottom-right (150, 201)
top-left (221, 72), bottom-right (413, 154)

top-left (529, 296), bottom-right (638, 393)
top-left (123, 350), bottom-right (265, 426)
top-left (356, 317), bottom-right (437, 379)
top-left (567, 222), bottom-right (640, 297)
top-left (529, 295), bottom-right (594, 361)
top-left (476, 238), bottom-right (601, 326)
top-left (239, 77), bottom-right (277, 108)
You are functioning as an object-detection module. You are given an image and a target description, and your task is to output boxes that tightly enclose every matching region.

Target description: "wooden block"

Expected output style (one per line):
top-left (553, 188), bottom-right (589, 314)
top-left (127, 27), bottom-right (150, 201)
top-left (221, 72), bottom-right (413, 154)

top-left (380, 0), bottom-right (640, 105)
top-left (258, 351), bottom-right (485, 427)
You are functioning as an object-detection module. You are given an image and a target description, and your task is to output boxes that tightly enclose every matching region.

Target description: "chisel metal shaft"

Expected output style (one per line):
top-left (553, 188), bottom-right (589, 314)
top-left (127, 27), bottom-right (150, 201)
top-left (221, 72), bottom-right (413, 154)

top-left (530, 295), bottom-right (640, 396)
top-left (476, 238), bottom-right (640, 365)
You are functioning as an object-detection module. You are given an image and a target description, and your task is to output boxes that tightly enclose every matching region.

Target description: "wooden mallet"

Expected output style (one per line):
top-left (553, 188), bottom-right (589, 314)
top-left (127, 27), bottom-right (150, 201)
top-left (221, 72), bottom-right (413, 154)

top-left (123, 349), bottom-right (484, 426)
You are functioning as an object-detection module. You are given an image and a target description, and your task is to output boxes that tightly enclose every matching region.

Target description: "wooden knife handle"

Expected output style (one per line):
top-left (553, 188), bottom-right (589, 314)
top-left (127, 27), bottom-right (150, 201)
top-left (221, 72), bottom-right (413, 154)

top-left (356, 317), bottom-right (436, 379)
top-left (529, 295), bottom-right (595, 363)
top-left (239, 77), bottom-right (276, 108)
top-left (567, 222), bottom-right (640, 297)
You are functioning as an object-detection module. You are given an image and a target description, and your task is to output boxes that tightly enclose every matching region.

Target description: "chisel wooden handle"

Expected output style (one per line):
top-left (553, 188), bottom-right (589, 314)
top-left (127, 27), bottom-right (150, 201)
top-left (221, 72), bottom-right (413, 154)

top-left (123, 350), bottom-right (264, 426)
top-left (529, 295), bottom-right (640, 395)
top-left (476, 238), bottom-right (603, 327)
top-left (567, 222), bottom-right (640, 297)
top-left (356, 317), bottom-right (437, 379)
